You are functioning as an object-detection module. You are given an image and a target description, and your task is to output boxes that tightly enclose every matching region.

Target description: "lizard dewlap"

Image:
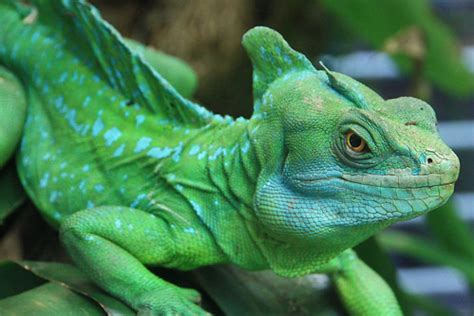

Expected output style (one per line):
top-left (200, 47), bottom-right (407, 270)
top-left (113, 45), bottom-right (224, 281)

top-left (0, 0), bottom-right (459, 315)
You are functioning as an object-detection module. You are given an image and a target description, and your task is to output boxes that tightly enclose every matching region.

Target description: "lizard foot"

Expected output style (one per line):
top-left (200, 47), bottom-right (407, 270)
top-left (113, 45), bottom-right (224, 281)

top-left (136, 287), bottom-right (209, 316)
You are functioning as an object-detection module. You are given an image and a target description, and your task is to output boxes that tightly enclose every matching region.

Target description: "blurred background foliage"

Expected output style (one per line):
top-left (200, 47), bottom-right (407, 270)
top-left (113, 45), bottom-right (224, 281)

top-left (0, 0), bottom-right (473, 315)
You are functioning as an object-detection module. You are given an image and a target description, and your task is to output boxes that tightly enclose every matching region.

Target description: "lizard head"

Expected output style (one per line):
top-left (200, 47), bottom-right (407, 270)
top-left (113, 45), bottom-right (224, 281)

top-left (243, 27), bottom-right (460, 251)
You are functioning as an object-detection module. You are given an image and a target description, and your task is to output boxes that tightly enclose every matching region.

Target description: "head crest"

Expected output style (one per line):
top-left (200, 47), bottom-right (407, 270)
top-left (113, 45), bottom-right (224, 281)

top-left (242, 26), bottom-right (316, 104)
top-left (243, 27), bottom-right (382, 113)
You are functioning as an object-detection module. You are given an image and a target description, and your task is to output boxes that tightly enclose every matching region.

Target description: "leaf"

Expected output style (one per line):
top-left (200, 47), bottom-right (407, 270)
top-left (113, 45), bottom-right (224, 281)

top-left (378, 231), bottom-right (474, 286)
top-left (193, 265), bottom-right (341, 316)
top-left (0, 282), bottom-right (104, 316)
top-left (321, 0), bottom-right (474, 96)
top-left (426, 198), bottom-right (474, 261)
top-left (0, 261), bottom-right (45, 299)
top-left (0, 160), bottom-right (26, 224)
top-left (17, 261), bottom-right (134, 315)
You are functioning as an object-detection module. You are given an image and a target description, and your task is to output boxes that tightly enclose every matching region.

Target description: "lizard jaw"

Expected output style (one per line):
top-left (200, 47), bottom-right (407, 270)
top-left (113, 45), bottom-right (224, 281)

top-left (340, 173), bottom-right (456, 188)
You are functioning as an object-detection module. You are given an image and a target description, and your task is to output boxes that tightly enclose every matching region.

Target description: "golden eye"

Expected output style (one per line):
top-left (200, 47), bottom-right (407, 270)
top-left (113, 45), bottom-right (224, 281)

top-left (345, 131), bottom-right (367, 153)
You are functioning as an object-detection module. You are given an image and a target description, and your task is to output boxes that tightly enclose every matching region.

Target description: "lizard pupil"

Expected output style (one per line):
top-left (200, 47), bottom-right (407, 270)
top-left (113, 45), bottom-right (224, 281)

top-left (345, 131), bottom-right (367, 153)
top-left (349, 134), bottom-right (361, 147)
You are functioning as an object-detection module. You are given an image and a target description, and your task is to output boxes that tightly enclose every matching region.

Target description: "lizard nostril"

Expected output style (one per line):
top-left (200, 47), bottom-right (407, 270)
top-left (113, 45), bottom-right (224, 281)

top-left (427, 157), bottom-right (434, 164)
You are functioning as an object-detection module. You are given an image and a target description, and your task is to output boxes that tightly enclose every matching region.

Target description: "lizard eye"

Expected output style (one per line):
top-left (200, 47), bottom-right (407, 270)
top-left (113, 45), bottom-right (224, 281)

top-left (345, 131), bottom-right (368, 153)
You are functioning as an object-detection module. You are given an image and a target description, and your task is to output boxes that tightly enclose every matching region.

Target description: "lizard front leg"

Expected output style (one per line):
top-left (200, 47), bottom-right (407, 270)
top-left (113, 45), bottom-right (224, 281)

top-left (60, 206), bottom-right (209, 315)
top-left (315, 249), bottom-right (402, 316)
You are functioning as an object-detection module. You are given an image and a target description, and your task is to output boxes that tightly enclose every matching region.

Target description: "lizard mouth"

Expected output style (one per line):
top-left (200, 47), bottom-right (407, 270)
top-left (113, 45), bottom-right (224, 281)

top-left (340, 174), bottom-right (456, 188)
top-left (294, 173), bottom-right (456, 189)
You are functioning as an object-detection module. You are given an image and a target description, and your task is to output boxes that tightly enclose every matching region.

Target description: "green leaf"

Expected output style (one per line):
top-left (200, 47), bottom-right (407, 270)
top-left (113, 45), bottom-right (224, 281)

top-left (17, 261), bottom-right (134, 315)
top-left (379, 231), bottom-right (474, 286)
top-left (0, 282), bottom-right (104, 316)
top-left (193, 265), bottom-right (341, 316)
top-left (426, 199), bottom-right (474, 261)
top-left (321, 0), bottom-right (474, 96)
top-left (0, 261), bottom-right (45, 299)
top-left (0, 160), bottom-right (25, 224)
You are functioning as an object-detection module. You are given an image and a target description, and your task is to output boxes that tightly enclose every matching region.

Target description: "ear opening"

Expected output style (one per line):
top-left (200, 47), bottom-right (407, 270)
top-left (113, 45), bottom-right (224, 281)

top-left (242, 26), bottom-right (316, 109)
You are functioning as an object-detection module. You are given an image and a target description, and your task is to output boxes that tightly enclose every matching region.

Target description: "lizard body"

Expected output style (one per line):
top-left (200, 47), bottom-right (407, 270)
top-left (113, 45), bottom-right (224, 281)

top-left (0, 1), bottom-right (459, 315)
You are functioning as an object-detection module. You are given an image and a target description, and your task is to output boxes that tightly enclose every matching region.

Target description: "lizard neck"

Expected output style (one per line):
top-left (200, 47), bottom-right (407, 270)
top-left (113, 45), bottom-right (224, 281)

top-left (160, 116), bottom-right (268, 270)
top-left (206, 117), bottom-right (262, 212)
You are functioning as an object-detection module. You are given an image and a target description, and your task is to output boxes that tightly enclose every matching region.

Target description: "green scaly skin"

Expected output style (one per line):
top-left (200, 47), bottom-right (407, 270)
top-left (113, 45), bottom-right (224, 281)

top-left (0, 1), bottom-right (460, 315)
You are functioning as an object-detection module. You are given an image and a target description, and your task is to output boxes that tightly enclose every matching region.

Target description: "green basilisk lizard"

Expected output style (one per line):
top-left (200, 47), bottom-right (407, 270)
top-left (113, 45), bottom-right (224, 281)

top-left (0, 1), bottom-right (459, 315)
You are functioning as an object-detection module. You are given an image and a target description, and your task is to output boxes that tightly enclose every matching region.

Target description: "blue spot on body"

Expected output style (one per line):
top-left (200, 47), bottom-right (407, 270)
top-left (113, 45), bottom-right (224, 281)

top-left (189, 145), bottom-right (200, 156)
top-left (209, 147), bottom-right (223, 161)
top-left (40, 173), bottom-right (50, 188)
top-left (103, 128), bottom-right (122, 146)
top-left (113, 144), bottom-right (126, 157)
top-left (172, 142), bottom-right (184, 162)
top-left (58, 72), bottom-right (68, 83)
top-left (242, 141), bottom-right (250, 153)
top-left (83, 96), bottom-right (91, 108)
top-left (130, 193), bottom-right (146, 208)
top-left (79, 180), bottom-right (87, 191)
top-left (31, 31), bottom-right (40, 42)
top-left (92, 117), bottom-right (104, 136)
top-left (197, 151), bottom-right (206, 160)
top-left (134, 137), bottom-right (152, 153)
top-left (147, 147), bottom-right (172, 159)
top-left (82, 164), bottom-right (90, 172)
top-left (54, 96), bottom-right (64, 110)
top-left (115, 219), bottom-right (122, 229)
top-left (184, 227), bottom-right (196, 234)
top-left (42, 84), bottom-right (49, 94)
top-left (49, 191), bottom-right (59, 203)
top-left (94, 184), bottom-right (105, 192)
top-left (135, 114), bottom-right (145, 127)
top-left (190, 201), bottom-right (203, 218)
top-left (65, 109), bottom-right (82, 132)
